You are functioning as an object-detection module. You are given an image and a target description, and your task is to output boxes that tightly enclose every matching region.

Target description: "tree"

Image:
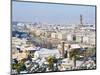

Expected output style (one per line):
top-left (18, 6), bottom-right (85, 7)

top-left (70, 49), bottom-right (79, 68)
top-left (47, 56), bottom-right (57, 71)
top-left (12, 59), bottom-right (26, 73)
top-left (47, 56), bottom-right (54, 70)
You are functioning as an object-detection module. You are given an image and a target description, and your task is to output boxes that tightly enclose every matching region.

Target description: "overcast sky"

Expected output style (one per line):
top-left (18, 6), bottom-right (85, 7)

top-left (12, 1), bottom-right (96, 25)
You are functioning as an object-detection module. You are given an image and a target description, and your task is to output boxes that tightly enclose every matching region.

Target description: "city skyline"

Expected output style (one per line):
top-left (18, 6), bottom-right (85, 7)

top-left (12, 1), bottom-right (96, 74)
top-left (12, 1), bottom-right (96, 25)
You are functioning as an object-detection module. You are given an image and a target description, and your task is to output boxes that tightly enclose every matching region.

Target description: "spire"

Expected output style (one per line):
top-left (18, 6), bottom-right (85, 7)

top-left (80, 14), bottom-right (83, 26)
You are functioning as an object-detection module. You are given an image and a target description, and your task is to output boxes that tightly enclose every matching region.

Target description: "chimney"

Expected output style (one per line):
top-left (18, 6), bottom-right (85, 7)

top-left (67, 44), bottom-right (71, 59)
top-left (61, 41), bottom-right (65, 58)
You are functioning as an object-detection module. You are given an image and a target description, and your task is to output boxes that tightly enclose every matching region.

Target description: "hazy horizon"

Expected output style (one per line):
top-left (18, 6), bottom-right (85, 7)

top-left (12, 1), bottom-right (96, 25)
